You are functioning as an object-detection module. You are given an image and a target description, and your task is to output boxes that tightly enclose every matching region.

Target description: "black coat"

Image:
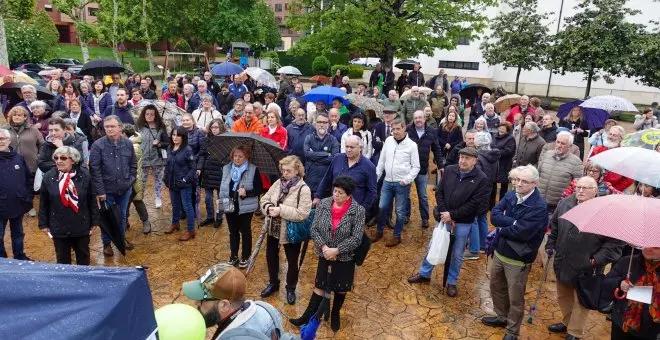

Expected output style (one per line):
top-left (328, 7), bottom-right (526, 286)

top-left (197, 138), bottom-right (226, 189)
top-left (477, 149), bottom-right (501, 184)
top-left (435, 165), bottom-right (490, 223)
top-left (396, 75), bottom-right (408, 95)
top-left (491, 133), bottom-right (516, 183)
top-left (216, 92), bottom-right (236, 115)
top-left (38, 167), bottom-right (100, 238)
top-left (438, 126), bottom-right (464, 162)
top-left (0, 149), bottom-right (32, 219)
top-left (37, 134), bottom-right (87, 174)
top-left (382, 71), bottom-right (396, 95)
top-left (368, 70), bottom-right (382, 88)
top-left (539, 123), bottom-right (558, 143)
top-left (604, 254), bottom-right (660, 339)
top-left (559, 118), bottom-right (589, 149)
top-left (73, 110), bottom-right (94, 145)
top-left (406, 124), bottom-right (443, 175)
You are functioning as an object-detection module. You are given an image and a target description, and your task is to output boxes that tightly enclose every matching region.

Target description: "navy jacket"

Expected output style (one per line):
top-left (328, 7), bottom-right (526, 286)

top-left (315, 154), bottom-right (377, 209)
top-left (438, 126), bottom-right (464, 162)
top-left (286, 122), bottom-right (315, 161)
top-left (102, 102), bottom-right (134, 125)
top-left (303, 133), bottom-right (340, 192)
top-left (51, 94), bottom-right (66, 112)
top-left (328, 122), bottom-right (348, 142)
top-left (187, 91), bottom-right (219, 114)
top-left (186, 127), bottom-right (206, 158)
top-left (435, 165), bottom-right (490, 224)
top-left (406, 124), bottom-right (443, 175)
top-left (492, 189), bottom-right (548, 264)
top-left (491, 133), bottom-right (516, 183)
top-left (0, 149), bottom-right (32, 219)
top-left (86, 93), bottom-right (113, 117)
top-left (164, 146), bottom-right (197, 190)
top-left (89, 136), bottom-right (137, 196)
top-left (370, 121), bottom-right (390, 162)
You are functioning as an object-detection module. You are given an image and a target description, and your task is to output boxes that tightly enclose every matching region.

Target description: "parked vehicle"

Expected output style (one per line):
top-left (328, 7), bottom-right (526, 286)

top-left (12, 63), bottom-right (54, 74)
top-left (349, 57), bottom-right (380, 68)
top-left (23, 71), bottom-right (47, 86)
top-left (48, 58), bottom-right (83, 71)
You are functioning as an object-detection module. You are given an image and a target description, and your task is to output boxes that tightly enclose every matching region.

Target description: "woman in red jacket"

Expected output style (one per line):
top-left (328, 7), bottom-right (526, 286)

top-left (259, 107), bottom-right (288, 191)
top-left (161, 81), bottom-right (184, 109)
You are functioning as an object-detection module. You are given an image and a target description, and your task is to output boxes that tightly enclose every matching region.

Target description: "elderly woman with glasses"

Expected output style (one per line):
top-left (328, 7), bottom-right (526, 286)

top-left (192, 94), bottom-right (221, 133)
top-left (561, 163), bottom-right (621, 199)
top-left (38, 146), bottom-right (99, 265)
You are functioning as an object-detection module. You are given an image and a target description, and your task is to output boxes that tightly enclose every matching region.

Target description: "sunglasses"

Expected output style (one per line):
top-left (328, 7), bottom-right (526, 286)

top-left (54, 156), bottom-right (70, 161)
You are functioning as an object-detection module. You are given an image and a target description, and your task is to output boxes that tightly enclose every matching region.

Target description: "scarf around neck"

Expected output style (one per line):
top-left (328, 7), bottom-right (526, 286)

top-left (278, 176), bottom-right (300, 202)
top-left (622, 259), bottom-right (660, 333)
top-left (58, 170), bottom-right (79, 213)
top-left (231, 162), bottom-right (249, 191)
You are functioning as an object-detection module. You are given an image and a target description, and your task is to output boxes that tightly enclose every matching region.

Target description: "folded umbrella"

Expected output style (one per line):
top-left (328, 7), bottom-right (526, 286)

top-left (303, 86), bottom-right (350, 106)
top-left (206, 133), bottom-right (287, 176)
top-left (494, 94), bottom-right (521, 113)
top-left (211, 62), bottom-right (244, 77)
top-left (394, 59), bottom-right (419, 70)
top-left (246, 219), bottom-right (269, 275)
top-left (557, 99), bottom-right (610, 130)
top-left (580, 95), bottom-right (638, 113)
top-left (79, 59), bottom-right (125, 77)
top-left (621, 128), bottom-right (660, 150)
top-left (98, 202), bottom-right (126, 256)
top-left (588, 147), bottom-right (660, 188)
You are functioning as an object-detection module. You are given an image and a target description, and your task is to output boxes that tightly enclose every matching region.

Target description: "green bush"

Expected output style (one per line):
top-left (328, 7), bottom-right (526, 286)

top-left (312, 56), bottom-right (331, 76)
top-left (5, 15), bottom-right (58, 64)
top-left (277, 52), bottom-right (348, 76)
top-left (348, 65), bottom-right (364, 79)
top-left (331, 65), bottom-right (349, 76)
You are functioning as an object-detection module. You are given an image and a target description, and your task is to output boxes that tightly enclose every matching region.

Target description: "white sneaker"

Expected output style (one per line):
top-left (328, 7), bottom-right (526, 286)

top-left (28, 208), bottom-right (36, 217)
top-left (155, 198), bottom-right (162, 209)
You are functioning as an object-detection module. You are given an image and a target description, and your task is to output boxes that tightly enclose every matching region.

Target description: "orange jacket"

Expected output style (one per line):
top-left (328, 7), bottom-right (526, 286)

top-left (231, 117), bottom-right (264, 134)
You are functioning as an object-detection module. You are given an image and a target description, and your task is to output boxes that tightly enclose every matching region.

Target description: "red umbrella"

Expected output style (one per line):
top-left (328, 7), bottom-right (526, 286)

top-left (310, 75), bottom-right (329, 84)
top-left (0, 65), bottom-right (14, 77)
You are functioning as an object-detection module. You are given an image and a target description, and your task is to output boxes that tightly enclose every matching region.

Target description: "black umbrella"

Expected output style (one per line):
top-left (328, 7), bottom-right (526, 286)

top-left (206, 132), bottom-right (287, 176)
top-left (0, 82), bottom-right (54, 100)
top-left (459, 83), bottom-right (492, 100)
top-left (394, 59), bottom-right (419, 70)
top-left (441, 232), bottom-right (456, 288)
top-left (98, 202), bottom-right (126, 256)
top-left (79, 59), bottom-right (125, 77)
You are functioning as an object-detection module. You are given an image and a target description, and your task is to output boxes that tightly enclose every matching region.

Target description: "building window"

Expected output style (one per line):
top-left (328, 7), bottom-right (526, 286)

top-left (88, 7), bottom-right (98, 16)
top-left (44, 4), bottom-right (53, 12)
top-left (275, 4), bottom-right (282, 12)
top-left (457, 37), bottom-right (470, 45)
top-left (438, 60), bottom-right (479, 70)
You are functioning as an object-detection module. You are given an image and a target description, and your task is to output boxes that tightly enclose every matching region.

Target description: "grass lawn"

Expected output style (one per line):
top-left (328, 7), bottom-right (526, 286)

top-left (52, 44), bottom-right (153, 73)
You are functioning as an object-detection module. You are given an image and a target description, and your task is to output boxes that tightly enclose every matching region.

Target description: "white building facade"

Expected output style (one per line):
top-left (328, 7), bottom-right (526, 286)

top-left (394, 0), bottom-right (660, 104)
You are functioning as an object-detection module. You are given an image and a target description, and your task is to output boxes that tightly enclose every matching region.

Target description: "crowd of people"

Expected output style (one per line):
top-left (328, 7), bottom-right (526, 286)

top-left (0, 65), bottom-right (658, 340)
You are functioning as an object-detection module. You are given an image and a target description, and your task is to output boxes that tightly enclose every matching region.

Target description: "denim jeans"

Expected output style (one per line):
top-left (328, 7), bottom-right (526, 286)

top-left (377, 181), bottom-right (411, 238)
top-left (204, 188), bottom-right (221, 221)
top-left (101, 188), bottom-right (132, 246)
top-left (469, 214), bottom-right (489, 253)
top-left (405, 174), bottom-right (429, 222)
top-left (0, 216), bottom-right (26, 258)
top-left (171, 187), bottom-right (195, 231)
top-left (419, 222), bottom-right (471, 285)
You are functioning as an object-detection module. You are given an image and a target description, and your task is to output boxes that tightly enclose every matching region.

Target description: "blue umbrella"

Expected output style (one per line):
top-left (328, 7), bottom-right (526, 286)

top-left (557, 99), bottom-right (610, 130)
top-left (303, 86), bottom-right (350, 106)
top-left (211, 62), bottom-right (244, 77)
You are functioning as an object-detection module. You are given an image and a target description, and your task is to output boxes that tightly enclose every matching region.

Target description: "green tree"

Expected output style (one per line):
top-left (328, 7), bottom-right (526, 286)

top-left (5, 0), bottom-right (36, 20)
top-left (480, 0), bottom-right (551, 93)
top-left (286, 0), bottom-right (495, 67)
top-left (31, 10), bottom-right (59, 57)
top-left (626, 20), bottom-right (660, 89)
top-left (548, 0), bottom-right (644, 98)
top-left (201, 0), bottom-right (281, 48)
top-left (53, 0), bottom-right (98, 63)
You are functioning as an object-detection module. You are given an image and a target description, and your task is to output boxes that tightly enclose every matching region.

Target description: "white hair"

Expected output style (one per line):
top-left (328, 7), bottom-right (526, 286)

top-left (183, 84), bottom-right (195, 92)
top-left (30, 100), bottom-right (47, 109)
top-left (197, 80), bottom-right (207, 87)
top-left (524, 121), bottom-right (540, 133)
top-left (517, 165), bottom-right (539, 183)
top-left (53, 146), bottom-right (82, 164)
top-left (556, 131), bottom-right (574, 145)
top-left (474, 131), bottom-right (492, 150)
top-left (411, 86), bottom-right (419, 92)
top-left (342, 76), bottom-right (349, 82)
top-left (485, 103), bottom-right (494, 110)
top-left (0, 128), bottom-right (10, 138)
top-left (609, 125), bottom-right (625, 136)
top-left (21, 84), bottom-right (36, 92)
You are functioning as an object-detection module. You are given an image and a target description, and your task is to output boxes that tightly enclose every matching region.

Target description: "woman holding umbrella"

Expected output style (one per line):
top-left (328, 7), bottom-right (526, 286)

top-left (340, 113), bottom-right (373, 159)
top-left (259, 156), bottom-right (311, 305)
top-left (289, 176), bottom-right (365, 332)
top-left (38, 146), bottom-right (98, 265)
top-left (559, 107), bottom-right (589, 160)
top-left (220, 144), bottom-right (263, 268)
top-left (603, 247), bottom-right (660, 339)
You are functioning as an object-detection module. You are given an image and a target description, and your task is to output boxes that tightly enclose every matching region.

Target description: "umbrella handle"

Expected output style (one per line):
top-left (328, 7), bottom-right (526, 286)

top-left (614, 277), bottom-right (630, 300)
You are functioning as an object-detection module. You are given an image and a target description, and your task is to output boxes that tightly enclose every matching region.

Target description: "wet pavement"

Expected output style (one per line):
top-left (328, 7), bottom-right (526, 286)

top-left (9, 180), bottom-right (613, 339)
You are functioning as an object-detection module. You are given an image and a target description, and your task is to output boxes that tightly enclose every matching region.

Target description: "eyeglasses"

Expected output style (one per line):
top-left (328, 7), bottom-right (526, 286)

top-left (576, 186), bottom-right (597, 191)
top-left (53, 156), bottom-right (69, 161)
top-left (0, 137), bottom-right (9, 141)
top-left (586, 169), bottom-right (600, 174)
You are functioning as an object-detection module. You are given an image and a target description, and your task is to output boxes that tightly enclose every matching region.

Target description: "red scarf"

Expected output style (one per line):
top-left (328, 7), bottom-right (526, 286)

top-left (330, 197), bottom-right (352, 238)
top-left (58, 171), bottom-right (79, 213)
top-left (622, 259), bottom-right (660, 333)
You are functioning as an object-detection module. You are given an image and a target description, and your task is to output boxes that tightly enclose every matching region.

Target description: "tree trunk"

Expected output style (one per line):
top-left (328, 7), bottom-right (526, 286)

top-left (111, 0), bottom-right (120, 63)
top-left (0, 13), bottom-right (9, 67)
top-left (384, 43), bottom-right (394, 70)
top-left (584, 67), bottom-right (593, 99)
top-left (142, 0), bottom-right (155, 72)
top-left (515, 66), bottom-right (522, 94)
top-left (76, 1), bottom-right (90, 63)
top-left (80, 39), bottom-right (90, 63)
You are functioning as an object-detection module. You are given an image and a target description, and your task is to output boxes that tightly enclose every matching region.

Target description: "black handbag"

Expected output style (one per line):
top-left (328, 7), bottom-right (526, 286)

top-left (353, 233), bottom-right (371, 266)
top-left (576, 269), bottom-right (612, 311)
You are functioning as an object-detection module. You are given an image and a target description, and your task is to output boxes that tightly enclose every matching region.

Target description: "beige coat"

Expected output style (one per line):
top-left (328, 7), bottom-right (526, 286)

top-left (260, 178), bottom-right (312, 244)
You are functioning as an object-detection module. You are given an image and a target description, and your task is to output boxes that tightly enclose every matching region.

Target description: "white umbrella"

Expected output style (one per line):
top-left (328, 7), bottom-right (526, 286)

top-left (579, 95), bottom-right (638, 112)
top-left (244, 67), bottom-right (278, 88)
top-left (276, 66), bottom-right (302, 76)
top-left (589, 147), bottom-right (660, 188)
top-left (400, 86), bottom-right (433, 101)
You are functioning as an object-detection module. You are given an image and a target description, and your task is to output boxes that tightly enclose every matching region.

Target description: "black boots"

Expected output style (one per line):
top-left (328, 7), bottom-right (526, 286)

top-left (331, 293), bottom-right (346, 332)
top-left (289, 293), bottom-right (323, 327)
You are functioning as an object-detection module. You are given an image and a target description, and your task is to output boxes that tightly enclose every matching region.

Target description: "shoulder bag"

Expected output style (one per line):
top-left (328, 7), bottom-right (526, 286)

top-left (286, 184), bottom-right (315, 243)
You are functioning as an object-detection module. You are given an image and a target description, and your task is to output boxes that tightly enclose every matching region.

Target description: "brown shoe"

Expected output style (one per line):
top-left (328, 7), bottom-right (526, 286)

top-left (103, 244), bottom-right (114, 256)
top-left (370, 231), bottom-right (383, 243)
top-left (125, 239), bottom-right (134, 250)
top-left (164, 224), bottom-right (180, 234)
top-left (179, 231), bottom-right (195, 241)
top-left (385, 236), bottom-right (401, 247)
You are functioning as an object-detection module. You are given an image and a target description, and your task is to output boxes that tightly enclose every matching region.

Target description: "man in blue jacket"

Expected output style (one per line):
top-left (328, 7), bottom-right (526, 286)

top-left (285, 109), bottom-right (314, 162)
top-left (303, 113), bottom-right (340, 194)
top-left (481, 164), bottom-right (548, 340)
top-left (90, 115), bottom-right (137, 256)
top-left (0, 128), bottom-right (32, 261)
top-left (102, 88), bottom-right (134, 124)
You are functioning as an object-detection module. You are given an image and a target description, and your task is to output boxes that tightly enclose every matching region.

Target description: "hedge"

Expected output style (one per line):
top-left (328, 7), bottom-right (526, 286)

top-left (331, 65), bottom-right (349, 76)
top-left (312, 56), bottom-right (331, 76)
top-left (348, 65), bottom-right (364, 79)
top-left (276, 52), bottom-right (348, 76)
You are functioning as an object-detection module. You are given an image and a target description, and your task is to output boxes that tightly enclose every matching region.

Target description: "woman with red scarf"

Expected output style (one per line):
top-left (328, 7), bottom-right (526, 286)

top-left (38, 146), bottom-right (99, 265)
top-left (289, 176), bottom-right (365, 333)
top-left (604, 247), bottom-right (660, 339)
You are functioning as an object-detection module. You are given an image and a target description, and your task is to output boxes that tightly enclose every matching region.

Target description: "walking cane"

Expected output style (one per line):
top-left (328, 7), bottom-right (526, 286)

top-left (527, 254), bottom-right (553, 323)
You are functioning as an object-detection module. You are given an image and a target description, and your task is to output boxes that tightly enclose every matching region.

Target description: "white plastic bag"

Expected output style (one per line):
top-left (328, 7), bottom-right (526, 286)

top-left (426, 223), bottom-right (451, 265)
top-left (33, 169), bottom-right (43, 192)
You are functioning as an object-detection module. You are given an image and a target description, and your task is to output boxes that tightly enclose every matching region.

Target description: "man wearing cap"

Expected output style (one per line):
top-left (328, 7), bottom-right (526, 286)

top-left (371, 105), bottom-right (398, 164)
top-left (381, 90), bottom-right (403, 118)
top-left (408, 146), bottom-right (489, 297)
top-left (183, 263), bottom-right (285, 339)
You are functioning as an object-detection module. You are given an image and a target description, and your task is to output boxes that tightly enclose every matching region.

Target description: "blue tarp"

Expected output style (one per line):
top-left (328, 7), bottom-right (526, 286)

top-left (0, 259), bottom-right (157, 340)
